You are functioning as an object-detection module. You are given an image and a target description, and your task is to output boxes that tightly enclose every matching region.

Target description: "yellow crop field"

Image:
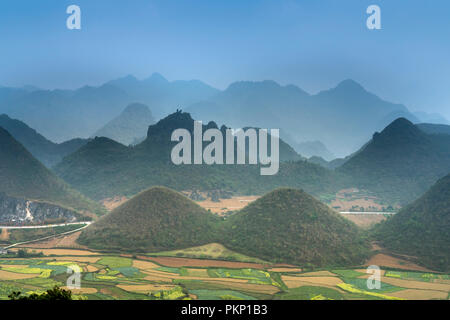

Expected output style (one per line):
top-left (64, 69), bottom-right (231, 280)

top-left (388, 289), bottom-right (448, 300)
top-left (337, 283), bottom-right (403, 300)
top-left (117, 284), bottom-right (175, 293)
top-left (0, 270), bottom-right (39, 280)
top-left (282, 276), bottom-right (343, 289)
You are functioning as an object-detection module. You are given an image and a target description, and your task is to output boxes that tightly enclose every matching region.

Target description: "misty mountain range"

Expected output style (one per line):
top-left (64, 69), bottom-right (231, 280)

top-left (0, 73), bottom-right (218, 143)
top-left (0, 73), bottom-right (448, 159)
top-left (187, 79), bottom-right (425, 157)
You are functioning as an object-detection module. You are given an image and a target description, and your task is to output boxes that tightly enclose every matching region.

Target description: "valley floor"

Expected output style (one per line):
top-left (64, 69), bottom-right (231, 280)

top-left (0, 242), bottom-right (448, 300)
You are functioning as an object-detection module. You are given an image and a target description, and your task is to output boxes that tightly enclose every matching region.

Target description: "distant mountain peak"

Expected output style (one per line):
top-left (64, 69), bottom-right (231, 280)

top-left (123, 74), bottom-right (138, 80)
top-left (369, 117), bottom-right (427, 147)
top-left (164, 109), bottom-right (194, 122)
top-left (334, 79), bottom-right (366, 92)
top-left (145, 72), bottom-right (169, 83)
top-left (122, 102), bottom-right (152, 115)
top-left (146, 110), bottom-right (195, 140)
top-left (226, 80), bottom-right (280, 91)
top-left (385, 117), bottom-right (415, 129)
top-left (106, 75), bottom-right (140, 89)
top-left (92, 102), bottom-right (154, 145)
top-left (224, 80), bottom-right (309, 97)
top-left (378, 117), bottom-right (420, 138)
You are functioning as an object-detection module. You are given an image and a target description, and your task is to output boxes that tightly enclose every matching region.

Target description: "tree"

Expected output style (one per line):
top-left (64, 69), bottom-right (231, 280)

top-left (9, 286), bottom-right (73, 300)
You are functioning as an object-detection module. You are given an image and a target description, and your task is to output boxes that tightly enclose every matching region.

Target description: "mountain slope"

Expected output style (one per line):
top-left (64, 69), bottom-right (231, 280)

top-left (222, 188), bottom-right (370, 267)
top-left (77, 187), bottom-right (221, 252)
top-left (92, 103), bottom-right (155, 145)
top-left (339, 118), bottom-right (450, 204)
top-left (373, 174), bottom-right (450, 272)
top-left (0, 114), bottom-right (88, 167)
top-left (54, 111), bottom-right (346, 200)
top-left (0, 127), bottom-right (103, 216)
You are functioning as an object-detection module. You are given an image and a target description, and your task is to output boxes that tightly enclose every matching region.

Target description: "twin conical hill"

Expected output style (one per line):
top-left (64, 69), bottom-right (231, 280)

top-left (80, 186), bottom-right (370, 267)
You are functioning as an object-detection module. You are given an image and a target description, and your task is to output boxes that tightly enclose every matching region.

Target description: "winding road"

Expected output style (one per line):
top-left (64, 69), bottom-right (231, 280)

top-left (0, 221), bottom-right (92, 230)
top-left (1, 222), bottom-right (92, 250)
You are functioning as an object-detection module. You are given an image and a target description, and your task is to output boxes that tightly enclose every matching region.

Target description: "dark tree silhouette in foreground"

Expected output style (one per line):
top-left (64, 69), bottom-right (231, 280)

top-left (9, 286), bottom-right (72, 300)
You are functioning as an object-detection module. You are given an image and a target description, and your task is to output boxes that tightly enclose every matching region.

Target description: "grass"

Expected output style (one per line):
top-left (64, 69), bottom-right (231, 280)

top-left (113, 267), bottom-right (143, 278)
top-left (97, 257), bottom-right (132, 268)
top-left (151, 243), bottom-right (267, 264)
top-left (274, 286), bottom-right (344, 300)
top-left (341, 277), bottom-right (403, 294)
top-left (2, 266), bottom-right (49, 276)
top-left (385, 271), bottom-right (450, 282)
top-left (151, 286), bottom-right (188, 300)
top-left (156, 267), bottom-right (188, 276)
top-left (0, 282), bottom-right (26, 300)
top-left (173, 279), bottom-right (274, 300)
top-left (332, 269), bottom-right (365, 278)
top-left (190, 289), bottom-right (256, 300)
top-left (15, 277), bottom-right (62, 288)
top-left (207, 268), bottom-right (276, 285)
top-left (0, 259), bottom-right (45, 265)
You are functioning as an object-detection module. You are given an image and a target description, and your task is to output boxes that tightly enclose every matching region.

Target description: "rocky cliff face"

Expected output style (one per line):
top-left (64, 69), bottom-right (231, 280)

top-left (0, 193), bottom-right (86, 225)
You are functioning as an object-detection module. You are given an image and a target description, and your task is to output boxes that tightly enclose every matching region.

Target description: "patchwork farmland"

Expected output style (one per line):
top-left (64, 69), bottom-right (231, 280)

top-left (0, 245), bottom-right (448, 300)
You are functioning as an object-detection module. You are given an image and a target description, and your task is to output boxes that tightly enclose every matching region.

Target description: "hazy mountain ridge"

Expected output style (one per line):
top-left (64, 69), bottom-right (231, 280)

top-left (2, 75), bottom-right (444, 159)
top-left (0, 73), bottom-right (219, 143)
top-left (0, 127), bottom-right (104, 217)
top-left (92, 103), bottom-right (155, 146)
top-left (0, 114), bottom-right (89, 167)
top-left (339, 118), bottom-right (450, 204)
top-left (187, 79), bottom-right (418, 157)
top-left (293, 141), bottom-right (335, 161)
top-left (106, 73), bottom-right (219, 118)
top-left (54, 111), bottom-right (346, 200)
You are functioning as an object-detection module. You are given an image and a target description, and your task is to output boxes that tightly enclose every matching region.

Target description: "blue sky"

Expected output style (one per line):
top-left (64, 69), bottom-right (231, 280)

top-left (0, 0), bottom-right (449, 119)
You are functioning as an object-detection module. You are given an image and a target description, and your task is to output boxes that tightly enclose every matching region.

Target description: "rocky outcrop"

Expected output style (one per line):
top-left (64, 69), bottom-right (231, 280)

top-left (0, 193), bottom-right (86, 225)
